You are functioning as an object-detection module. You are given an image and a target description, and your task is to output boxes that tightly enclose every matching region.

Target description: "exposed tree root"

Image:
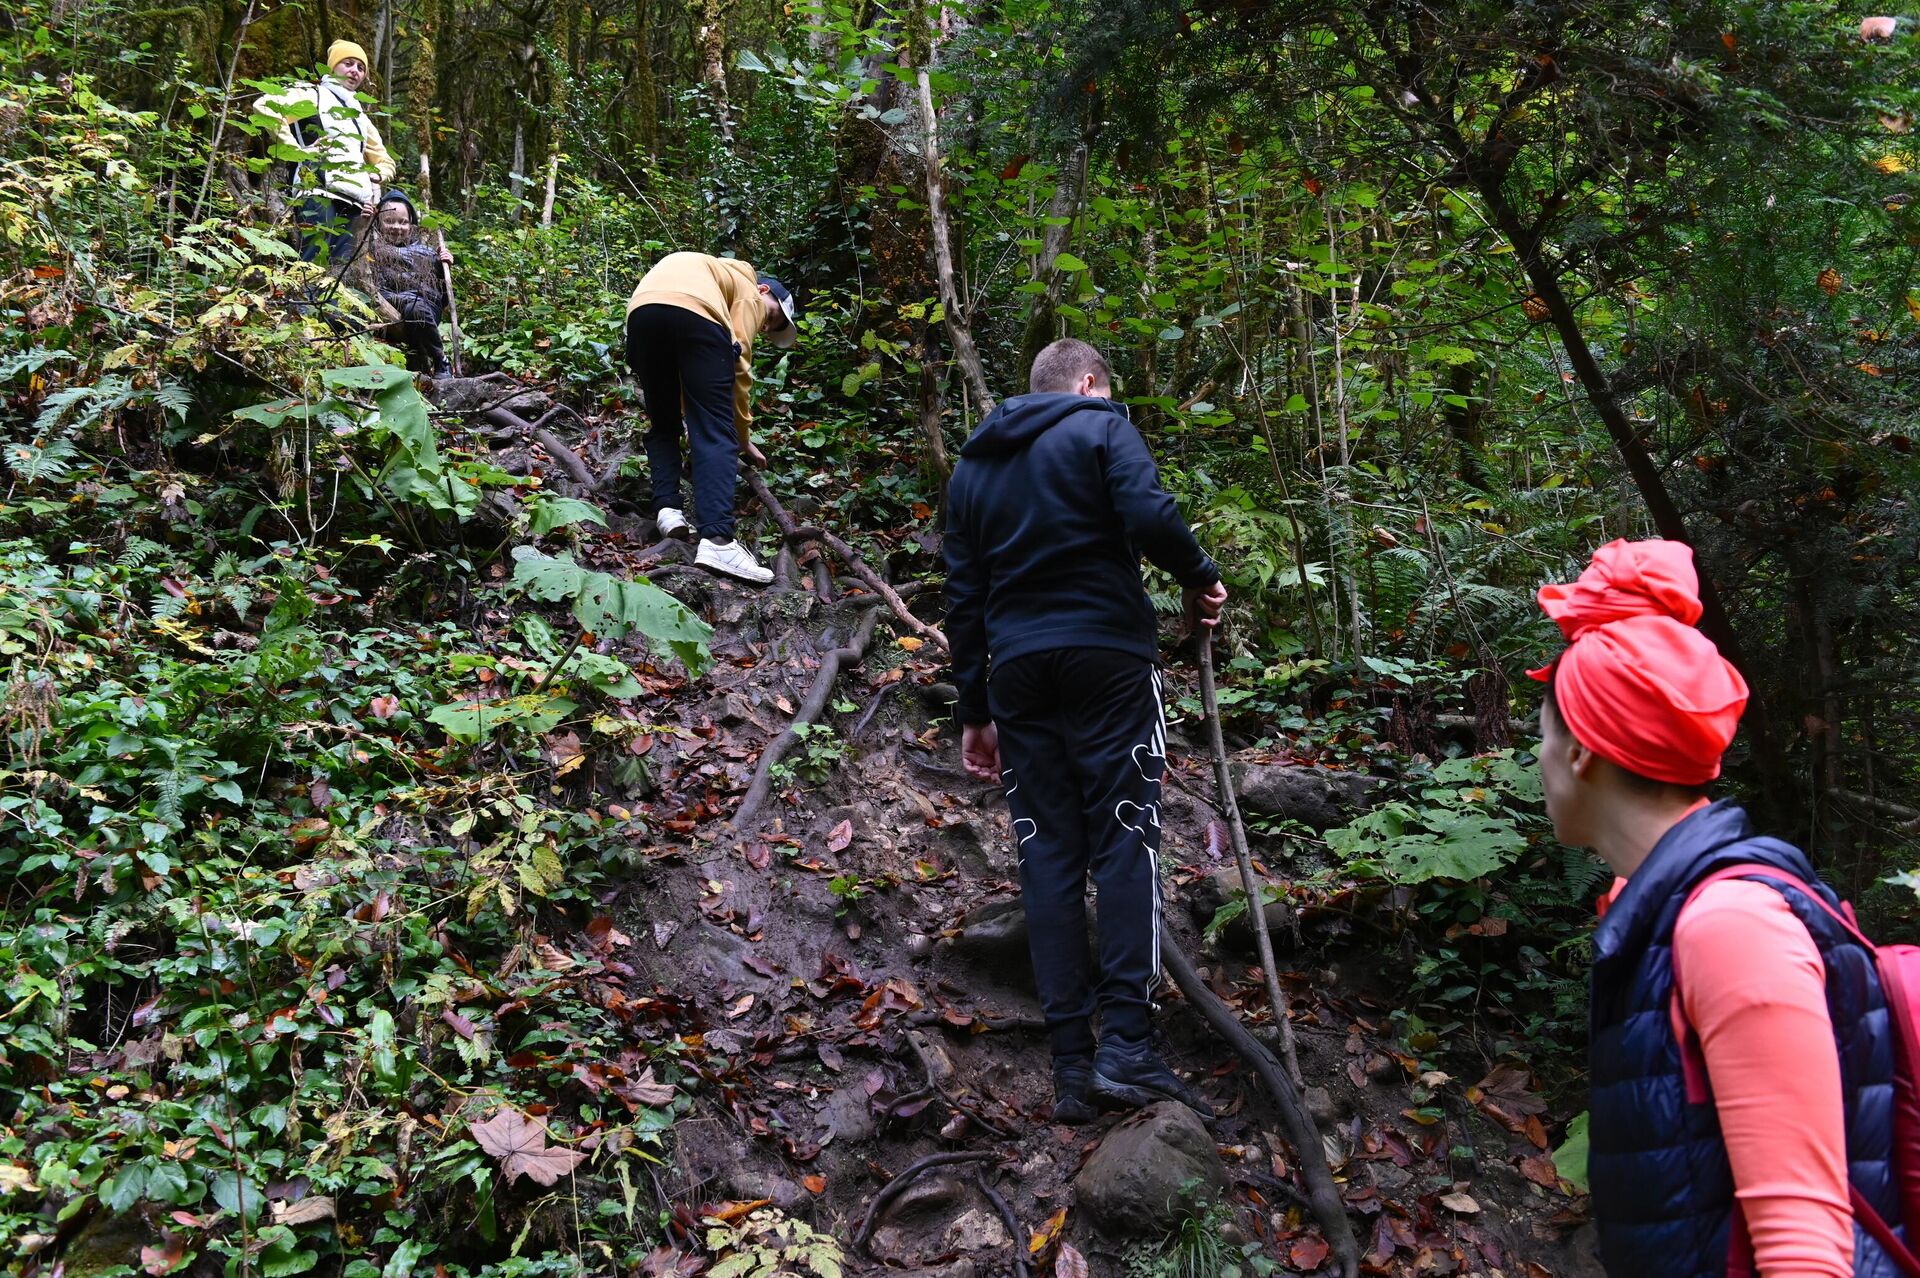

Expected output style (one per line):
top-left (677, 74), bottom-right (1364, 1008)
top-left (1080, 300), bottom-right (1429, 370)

top-left (731, 608), bottom-right (881, 832)
top-left (974, 1171), bottom-right (1032, 1278)
top-left (1161, 938), bottom-right (1359, 1278)
top-left (852, 1150), bottom-right (1002, 1255)
top-left (744, 472), bottom-right (947, 649)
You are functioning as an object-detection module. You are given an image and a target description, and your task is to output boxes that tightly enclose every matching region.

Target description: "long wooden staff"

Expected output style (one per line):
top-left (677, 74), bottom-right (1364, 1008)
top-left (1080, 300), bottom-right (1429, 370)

top-left (416, 153), bottom-right (464, 376)
top-left (1198, 637), bottom-right (1306, 1087)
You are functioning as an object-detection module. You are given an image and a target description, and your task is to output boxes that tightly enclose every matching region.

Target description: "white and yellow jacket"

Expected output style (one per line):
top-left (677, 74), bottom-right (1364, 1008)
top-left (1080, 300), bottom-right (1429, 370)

top-left (259, 76), bottom-right (395, 206)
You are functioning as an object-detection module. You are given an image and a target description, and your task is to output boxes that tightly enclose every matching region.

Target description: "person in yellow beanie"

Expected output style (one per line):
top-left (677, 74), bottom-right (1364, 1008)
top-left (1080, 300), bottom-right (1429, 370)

top-left (258, 39), bottom-right (395, 265)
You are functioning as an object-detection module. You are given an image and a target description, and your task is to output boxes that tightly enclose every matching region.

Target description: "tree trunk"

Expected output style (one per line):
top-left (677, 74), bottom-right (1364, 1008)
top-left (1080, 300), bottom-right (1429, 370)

top-left (694, 0), bottom-right (735, 144)
top-left (1476, 179), bottom-right (1796, 817)
top-left (1014, 143), bottom-right (1089, 377)
top-left (631, 0), bottom-right (659, 157)
top-left (913, 21), bottom-right (993, 416)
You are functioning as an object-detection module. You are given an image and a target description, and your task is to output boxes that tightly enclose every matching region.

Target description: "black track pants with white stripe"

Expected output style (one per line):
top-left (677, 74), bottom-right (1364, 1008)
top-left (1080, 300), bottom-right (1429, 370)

top-left (989, 648), bottom-right (1165, 1060)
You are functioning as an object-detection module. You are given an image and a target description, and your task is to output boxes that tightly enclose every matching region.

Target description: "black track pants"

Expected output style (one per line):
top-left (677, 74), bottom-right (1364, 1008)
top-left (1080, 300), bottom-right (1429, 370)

top-left (989, 648), bottom-right (1166, 1059)
top-left (625, 303), bottom-right (741, 540)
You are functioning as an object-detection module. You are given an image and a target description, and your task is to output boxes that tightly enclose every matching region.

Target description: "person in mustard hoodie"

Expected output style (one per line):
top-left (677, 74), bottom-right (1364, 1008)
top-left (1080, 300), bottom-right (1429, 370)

top-left (260, 39), bottom-right (396, 265)
top-left (626, 253), bottom-right (798, 585)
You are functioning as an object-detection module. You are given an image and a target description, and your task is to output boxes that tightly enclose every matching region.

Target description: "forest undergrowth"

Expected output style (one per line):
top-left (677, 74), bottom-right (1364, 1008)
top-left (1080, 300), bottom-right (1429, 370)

top-left (8, 0), bottom-right (1920, 1274)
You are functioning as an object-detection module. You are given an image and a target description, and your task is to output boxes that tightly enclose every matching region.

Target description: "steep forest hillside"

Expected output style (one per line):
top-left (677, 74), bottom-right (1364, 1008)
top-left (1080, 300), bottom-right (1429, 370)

top-left (6, 1), bottom-right (1920, 1276)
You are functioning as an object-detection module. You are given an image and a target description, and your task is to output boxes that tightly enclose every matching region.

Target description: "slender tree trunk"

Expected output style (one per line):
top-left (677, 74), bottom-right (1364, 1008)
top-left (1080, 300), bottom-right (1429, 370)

top-left (1476, 180), bottom-right (1795, 815)
top-left (631, 0), bottom-right (659, 157)
top-left (1015, 142), bottom-right (1089, 376)
top-left (694, 0), bottom-right (735, 144)
top-left (913, 10), bottom-right (993, 416)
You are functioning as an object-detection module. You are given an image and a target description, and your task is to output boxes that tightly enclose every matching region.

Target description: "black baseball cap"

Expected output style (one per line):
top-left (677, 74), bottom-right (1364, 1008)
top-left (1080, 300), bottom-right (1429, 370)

top-left (758, 274), bottom-right (798, 348)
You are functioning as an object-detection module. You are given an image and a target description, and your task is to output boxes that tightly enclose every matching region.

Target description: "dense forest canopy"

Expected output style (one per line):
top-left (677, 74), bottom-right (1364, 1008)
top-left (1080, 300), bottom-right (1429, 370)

top-left (7, 0), bottom-right (1920, 1273)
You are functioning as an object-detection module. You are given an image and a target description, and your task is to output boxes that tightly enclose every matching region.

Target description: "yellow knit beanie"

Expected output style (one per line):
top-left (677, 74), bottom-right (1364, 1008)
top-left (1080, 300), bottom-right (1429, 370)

top-left (326, 39), bottom-right (370, 72)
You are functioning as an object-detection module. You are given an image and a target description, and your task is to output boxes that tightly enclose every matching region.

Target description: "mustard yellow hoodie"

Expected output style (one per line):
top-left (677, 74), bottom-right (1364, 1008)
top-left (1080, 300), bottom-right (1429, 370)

top-left (627, 253), bottom-right (768, 443)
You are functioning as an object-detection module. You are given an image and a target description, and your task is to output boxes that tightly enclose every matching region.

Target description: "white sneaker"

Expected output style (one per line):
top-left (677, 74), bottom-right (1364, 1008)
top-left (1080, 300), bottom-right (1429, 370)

top-left (655, 507), bottom-right (691, 540)
top-left (695, 538), bottom-right (774, 586)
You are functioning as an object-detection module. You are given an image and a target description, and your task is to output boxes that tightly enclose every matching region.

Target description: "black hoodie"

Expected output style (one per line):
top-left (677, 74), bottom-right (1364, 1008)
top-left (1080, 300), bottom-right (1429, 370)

top-left (943, 393), bottom-right (1219, 724)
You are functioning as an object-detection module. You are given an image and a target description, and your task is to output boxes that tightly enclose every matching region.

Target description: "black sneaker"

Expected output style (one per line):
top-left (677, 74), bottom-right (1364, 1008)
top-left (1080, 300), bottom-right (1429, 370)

top-left (1050, 1054), bottom-right (1097, 1125)
top-left (1090, 1036), bottom-right (1214, 1118)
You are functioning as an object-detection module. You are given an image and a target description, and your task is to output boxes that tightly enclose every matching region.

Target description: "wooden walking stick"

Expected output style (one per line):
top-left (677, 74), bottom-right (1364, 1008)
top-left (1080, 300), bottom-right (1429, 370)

top-left (416, 153), bottom-right (464, 376)
top-left (1198, 636), bottom-right (1306, 1088)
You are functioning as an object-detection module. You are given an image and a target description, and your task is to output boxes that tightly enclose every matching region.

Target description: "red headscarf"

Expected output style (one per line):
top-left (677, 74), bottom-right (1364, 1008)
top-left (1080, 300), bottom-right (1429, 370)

top-left (1528, 539), bottom-right (1748, 785)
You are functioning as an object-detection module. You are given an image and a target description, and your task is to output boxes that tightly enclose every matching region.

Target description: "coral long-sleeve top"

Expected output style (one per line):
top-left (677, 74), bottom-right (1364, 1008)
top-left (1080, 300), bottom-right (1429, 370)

top-left (1603, 874), bottom-right (1854, 1276)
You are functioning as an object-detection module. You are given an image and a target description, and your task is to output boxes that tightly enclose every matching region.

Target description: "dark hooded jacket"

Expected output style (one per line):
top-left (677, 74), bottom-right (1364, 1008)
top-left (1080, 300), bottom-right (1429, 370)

top-left (943, 393), bottom-right (1218, 724)
top-left (370, 190), bottom-right (445, 311)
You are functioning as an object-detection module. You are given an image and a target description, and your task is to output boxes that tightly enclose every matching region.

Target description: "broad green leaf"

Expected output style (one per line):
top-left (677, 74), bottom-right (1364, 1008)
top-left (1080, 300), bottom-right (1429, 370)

top-left (102, 1161), bottom-right (149, 1212)
top-left (1054, 252), bottom-right (1089, 272)
top-left (427, 694), bottom-right (575, 744)
top-left (510, 547), bottom-right (713, 674)
top-left (527, 495), bottom-right (608, 536)
top-left (1552, 1112), bottom-right (1590, 1192)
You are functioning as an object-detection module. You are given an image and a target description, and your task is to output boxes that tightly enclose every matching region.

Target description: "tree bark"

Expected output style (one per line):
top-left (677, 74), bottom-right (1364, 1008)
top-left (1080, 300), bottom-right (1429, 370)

top-left (1475, 179), bottom-right (1795, 814)
top-left (913, 18), bottom-right (993, 416)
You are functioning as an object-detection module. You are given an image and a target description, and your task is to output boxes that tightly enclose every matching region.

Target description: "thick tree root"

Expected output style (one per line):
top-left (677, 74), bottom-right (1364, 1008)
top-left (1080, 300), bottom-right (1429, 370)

top-left (1161, 938), bottom-right (1359, 1278)
top-left (730, 608), bottom-right (880, 832)
top-left (852, 1150), bottom-right (1001, 1255)
top-left (974, 1171), bottom-right (1032, 1278)
top-left (745, 472), bottom-right (946, 648)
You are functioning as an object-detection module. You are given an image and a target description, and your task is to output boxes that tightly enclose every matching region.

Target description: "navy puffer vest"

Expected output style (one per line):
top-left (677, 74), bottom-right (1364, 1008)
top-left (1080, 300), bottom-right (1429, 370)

top-left (1589, 801), bottom-right (1904, 1277)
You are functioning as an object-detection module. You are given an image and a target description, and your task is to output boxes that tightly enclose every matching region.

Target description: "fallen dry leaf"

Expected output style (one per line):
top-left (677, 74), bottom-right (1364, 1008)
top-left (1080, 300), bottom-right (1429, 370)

top-left (1055, 1242), bottom-right (1089, 1278)
top-left (1028, 1205), bottom-right (1069, 1257)
top-left (141, 1238), bottom-right (187, 1276)
top-left (897, 636), bottom-right (925, 651)
top-left (469, 1108), bottom-right (588, 1186)
top-left (707, 1199), bottom-right (770, 1224)
top-left (1439, 1190), bottom-right (1481, 1214)
top-left (803, 1174), bottom-right (827, 1194)
top-left (826, 819), bottom-right (854, 853)
top-left (625, 1067), bottom-right (676, 1106)
top-left (271, 1195), bottom-right (336, 1225)
top-left (369, 694), bottom-right (400, 719)
top-left (1519, 1153), bottom-right (1562, 1188)
top-left (1289, 1234), bottom-right (1331, 1269)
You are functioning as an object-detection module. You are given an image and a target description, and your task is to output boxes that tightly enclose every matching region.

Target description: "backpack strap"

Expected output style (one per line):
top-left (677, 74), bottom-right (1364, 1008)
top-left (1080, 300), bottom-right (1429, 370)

top-left (1670, 863), bottom-right (1920, 1277)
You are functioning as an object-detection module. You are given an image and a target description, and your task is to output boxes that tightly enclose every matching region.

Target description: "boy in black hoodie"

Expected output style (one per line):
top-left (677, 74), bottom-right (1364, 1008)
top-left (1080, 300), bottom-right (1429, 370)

top-left (944, 339), bottom-right (1227, 1122)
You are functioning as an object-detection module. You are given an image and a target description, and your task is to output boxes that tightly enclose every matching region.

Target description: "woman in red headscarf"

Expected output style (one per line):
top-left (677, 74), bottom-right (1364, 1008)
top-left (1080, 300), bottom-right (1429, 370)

top-left (1535, 539), bottom-right (1905, 1278)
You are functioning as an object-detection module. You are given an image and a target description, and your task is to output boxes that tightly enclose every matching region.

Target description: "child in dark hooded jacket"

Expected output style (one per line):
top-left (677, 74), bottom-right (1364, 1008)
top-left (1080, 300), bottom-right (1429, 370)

top-left (367, 190), bottom-right (452, 375)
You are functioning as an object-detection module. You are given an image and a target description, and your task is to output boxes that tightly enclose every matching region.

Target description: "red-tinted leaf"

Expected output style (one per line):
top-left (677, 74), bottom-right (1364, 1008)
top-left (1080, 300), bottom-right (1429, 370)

top-left (1055, 1243), bottom-right (1089, 1278)
top-left (1289, 1234), bottom-right (1331, 1270)
top-left (826, 820), bottom-right (854, 853)
top-left (142, 1239), bottom-right (187, 1276)
top-left (369, 694), bottom-right (401, 719)
top-left (1519, 1153), bottom-right (1562, 1188)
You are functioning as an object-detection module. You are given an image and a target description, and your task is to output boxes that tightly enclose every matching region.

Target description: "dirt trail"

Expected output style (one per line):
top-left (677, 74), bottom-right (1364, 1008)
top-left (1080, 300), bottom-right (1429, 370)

top-left (505, 510), bottom-right (1605, 1278)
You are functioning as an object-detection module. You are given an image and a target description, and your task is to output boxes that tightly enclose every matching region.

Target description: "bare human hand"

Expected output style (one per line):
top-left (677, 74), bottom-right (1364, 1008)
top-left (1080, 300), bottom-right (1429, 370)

top-left (744, 440), bottom-right (768, 469)
top-left (1184, 580), bottom-right (1229, 634)
top-left (961, 722), bottom-right (1001, 782)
